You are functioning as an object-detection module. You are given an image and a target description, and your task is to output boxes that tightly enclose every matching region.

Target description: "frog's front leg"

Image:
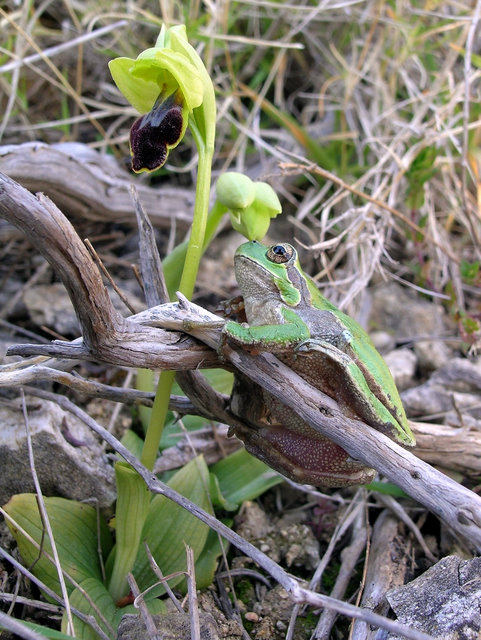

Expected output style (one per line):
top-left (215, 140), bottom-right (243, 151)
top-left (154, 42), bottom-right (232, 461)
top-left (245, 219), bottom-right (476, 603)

top-left (223, 307), bottom-right (310, 352)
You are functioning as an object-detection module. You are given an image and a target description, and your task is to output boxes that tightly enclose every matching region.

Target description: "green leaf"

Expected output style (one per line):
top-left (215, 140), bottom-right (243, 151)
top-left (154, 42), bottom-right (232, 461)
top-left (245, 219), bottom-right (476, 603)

top-left (460, 259), bottom-right (480, 284)
top-left (171, 368), bottom-right (233, 396)
top-left (107, 463), bottom-right (151, 603)
top-left (189, 523), bottom-right (231, 589)
top-left (61, 577), bottom-right (117, 640)
top-left (365, 481), bottom-right (409, 498)
top-left (210, 448), bottom-right (283, 508)
top-left (114, 597), bottom-right (166, 625)
top-left (405, 146), bottom-right (438, 210)
top-left (2, 620), bottom-right (76, 640)
top-left (132, 456), bottom-right (212, 595)
top-left (120, 429), bottom-right (145, 460)
top-left (4, 495), bottom-right (113, 598)
top-left (461, 314), bottom-right (480, 335)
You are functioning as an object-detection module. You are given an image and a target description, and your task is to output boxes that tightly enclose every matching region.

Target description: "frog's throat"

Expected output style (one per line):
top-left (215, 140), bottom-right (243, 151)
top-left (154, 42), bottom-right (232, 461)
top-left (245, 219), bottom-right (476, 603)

top-left (231, 423), bottom-right (375, 487)
top-left (234, 252), bottom-right (312, 309)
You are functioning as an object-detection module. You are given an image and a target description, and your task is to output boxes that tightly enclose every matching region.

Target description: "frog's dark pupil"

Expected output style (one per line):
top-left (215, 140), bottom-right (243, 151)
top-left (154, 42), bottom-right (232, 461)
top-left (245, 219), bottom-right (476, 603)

top-left (267, 244), bottom-right (293, 264)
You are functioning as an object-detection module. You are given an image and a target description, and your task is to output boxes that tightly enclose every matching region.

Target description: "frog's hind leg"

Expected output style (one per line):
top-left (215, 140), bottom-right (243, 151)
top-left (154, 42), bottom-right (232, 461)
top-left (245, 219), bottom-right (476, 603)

top-left (295, 339), bottom-right (406, 439)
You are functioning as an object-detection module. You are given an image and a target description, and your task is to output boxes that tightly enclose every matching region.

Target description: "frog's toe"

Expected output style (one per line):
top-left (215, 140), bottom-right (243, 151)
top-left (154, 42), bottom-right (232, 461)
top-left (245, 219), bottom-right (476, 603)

top-left (295, 338), bottom-right (330, 354)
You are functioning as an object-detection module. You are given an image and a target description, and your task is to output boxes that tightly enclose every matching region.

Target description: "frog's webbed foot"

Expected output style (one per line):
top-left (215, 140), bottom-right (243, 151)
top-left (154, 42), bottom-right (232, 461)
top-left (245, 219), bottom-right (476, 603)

top-left (296, 329), bottom-right (352, 354)
top-left (216, 295), bottom-right (247, 322)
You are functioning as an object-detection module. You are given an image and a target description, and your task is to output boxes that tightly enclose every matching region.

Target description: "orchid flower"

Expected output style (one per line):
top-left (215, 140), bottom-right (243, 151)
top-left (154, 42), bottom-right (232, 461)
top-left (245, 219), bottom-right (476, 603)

top-left (109, 25), bottom-right (215, 173)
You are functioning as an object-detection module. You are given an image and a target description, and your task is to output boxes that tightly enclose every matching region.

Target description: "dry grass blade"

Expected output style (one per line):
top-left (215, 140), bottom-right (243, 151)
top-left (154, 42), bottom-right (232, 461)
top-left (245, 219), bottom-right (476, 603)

top-left (20, 390), bottom-right (75, 636)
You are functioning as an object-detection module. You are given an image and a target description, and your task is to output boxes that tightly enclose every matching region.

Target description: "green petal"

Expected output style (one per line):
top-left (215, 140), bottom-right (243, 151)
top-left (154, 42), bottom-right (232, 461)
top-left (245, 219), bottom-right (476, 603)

top-left (109, 57), bottom-right (160, 114)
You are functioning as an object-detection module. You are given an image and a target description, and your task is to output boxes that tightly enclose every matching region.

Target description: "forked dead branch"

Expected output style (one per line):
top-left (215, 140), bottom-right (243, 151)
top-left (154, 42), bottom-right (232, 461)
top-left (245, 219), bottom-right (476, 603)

top-left (1, 169), bottom-right (481, 557)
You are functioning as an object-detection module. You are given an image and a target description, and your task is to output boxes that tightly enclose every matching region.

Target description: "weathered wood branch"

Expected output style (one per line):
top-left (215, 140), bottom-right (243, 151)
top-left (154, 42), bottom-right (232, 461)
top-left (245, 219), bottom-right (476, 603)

top-left (0, 171), bottom-right (218, 370)
top-left (0, 142), bottom-right (194, 228)
top-left (1, 171), bottom-right (481, 551)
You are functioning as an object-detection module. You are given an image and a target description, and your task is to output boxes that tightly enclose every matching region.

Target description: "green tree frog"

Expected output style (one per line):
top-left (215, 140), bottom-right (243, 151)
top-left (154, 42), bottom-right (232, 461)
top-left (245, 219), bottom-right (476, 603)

top-left (223, 240), bottom-right (415, 487)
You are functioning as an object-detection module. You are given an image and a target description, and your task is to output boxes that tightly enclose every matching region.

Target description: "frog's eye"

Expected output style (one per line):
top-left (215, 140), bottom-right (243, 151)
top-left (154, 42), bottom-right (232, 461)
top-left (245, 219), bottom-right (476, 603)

top-left (267, 243), bottom-right (295, 264)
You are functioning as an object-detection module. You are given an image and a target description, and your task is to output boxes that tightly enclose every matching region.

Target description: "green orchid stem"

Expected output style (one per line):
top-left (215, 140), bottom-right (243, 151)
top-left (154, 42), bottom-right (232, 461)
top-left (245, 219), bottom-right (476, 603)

top-left (140, 369), bottom-right (175, 470)
top-left (140, 129), bottom-right (215, 471)
top-left (179, 135), bottom-right (214, 298)
top-left (164, 199), bottom-right (227, 298)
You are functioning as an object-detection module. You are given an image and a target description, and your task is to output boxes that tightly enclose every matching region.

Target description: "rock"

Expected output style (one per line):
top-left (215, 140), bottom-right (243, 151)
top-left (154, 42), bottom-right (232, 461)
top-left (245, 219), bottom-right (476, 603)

top-left (23, 281), bottom-right (146, 337)
top-left (383, 348), bottom-right (417, 390)
top-left (234, 501), bottom-right (320, 570)
top-left (23, 283), bottom-right (80, 336)
top-left (370, 283), bottom-right (452, 372)
top-left (276, 520), bottom-right (320, 570)
top-left (401, 357), bottom-right (481, 423)
top-left (387, 555), bottom-right (481, 639)
top-left (0, 396), bottom-right (115, 508)
top-left (117, 611), bottom-right (220, 640)
top-left (370, 330), bottom-right (396, 354)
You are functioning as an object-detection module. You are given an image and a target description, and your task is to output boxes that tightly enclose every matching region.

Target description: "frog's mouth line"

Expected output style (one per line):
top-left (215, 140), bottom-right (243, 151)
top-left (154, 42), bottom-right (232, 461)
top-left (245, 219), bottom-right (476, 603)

top-left (230, 423), bottom-right (375, 487)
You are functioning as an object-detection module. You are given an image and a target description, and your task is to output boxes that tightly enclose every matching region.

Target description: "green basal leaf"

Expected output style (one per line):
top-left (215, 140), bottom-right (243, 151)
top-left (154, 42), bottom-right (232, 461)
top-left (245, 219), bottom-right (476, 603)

top-left (159, 369), bottom-right (234, 450)
top-left (365, 481), bottom-right (409, 498)
top-left (3, 620), bottom-right (75, 640)
top-left (210, 448), bottom-right (283, 508)
top-left (61, 577), bottom-right (117, 640)
top-left (4, 495), bottom-right (113, 598)
top-left (132, 456), bottom-right (212, 595)
top-left (208, 472), bottom-right (236, 511)
top-left (178, 524), bottom-right (231, 591)
top-left (120, 429), bottom-right (145, 460)
top-left (172, 368), bottom-right (233, 396)
top-left (107, 463), bottom-right (151, 603)
top-left (114, 597), bottom-right (166, 625)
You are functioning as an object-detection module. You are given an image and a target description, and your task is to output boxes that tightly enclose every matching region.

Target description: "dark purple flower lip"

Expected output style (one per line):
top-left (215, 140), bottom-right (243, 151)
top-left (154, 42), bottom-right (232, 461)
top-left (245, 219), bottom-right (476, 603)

top-left (129, 91), bottom-right (184, 173)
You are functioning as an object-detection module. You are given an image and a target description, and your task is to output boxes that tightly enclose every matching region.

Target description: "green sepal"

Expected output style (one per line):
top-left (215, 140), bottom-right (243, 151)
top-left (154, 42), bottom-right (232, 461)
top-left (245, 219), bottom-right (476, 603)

top-left (108, 50), bottom-right (203, 116)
